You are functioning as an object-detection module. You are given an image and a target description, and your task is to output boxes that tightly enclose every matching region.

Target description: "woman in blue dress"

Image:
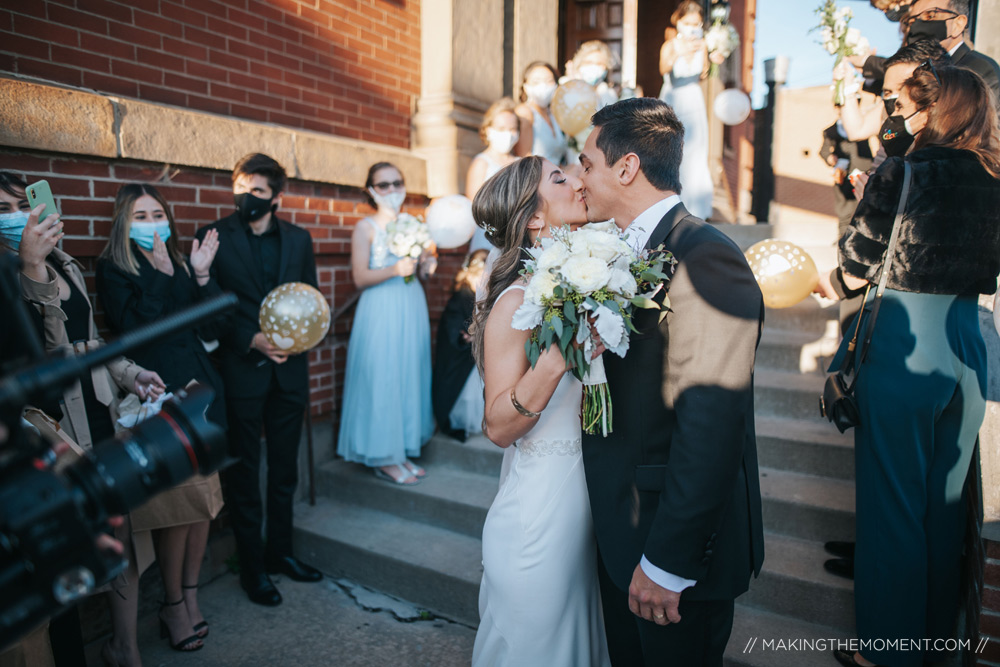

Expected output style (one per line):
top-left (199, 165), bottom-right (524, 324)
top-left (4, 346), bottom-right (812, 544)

top-left (337, 162), bottom-right (435, 485)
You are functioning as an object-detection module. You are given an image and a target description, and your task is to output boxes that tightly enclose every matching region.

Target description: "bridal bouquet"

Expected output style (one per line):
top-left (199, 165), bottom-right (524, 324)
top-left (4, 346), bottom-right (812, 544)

top-left (387, 213), bottom-right (431, 283)
top-left (705, 21), bottom-right (740, 78)
top-left (813, 0), bottom-right (869, 105)
top-left (512, 221), bottom-right (675, 436)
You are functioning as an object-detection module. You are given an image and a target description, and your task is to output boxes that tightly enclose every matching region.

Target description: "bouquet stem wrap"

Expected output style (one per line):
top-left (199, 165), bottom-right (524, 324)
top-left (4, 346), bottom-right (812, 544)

top-left (582, 354), bottom-right (612, 437)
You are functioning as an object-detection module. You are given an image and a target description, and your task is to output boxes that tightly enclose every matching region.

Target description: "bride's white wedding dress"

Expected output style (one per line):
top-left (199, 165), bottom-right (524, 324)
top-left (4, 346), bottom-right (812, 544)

top-left (472, 285), bottom-right (611, 667)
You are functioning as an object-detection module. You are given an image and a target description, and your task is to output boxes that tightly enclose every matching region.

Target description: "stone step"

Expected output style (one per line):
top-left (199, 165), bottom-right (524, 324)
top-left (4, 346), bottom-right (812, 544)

top-left (745, 532), bottom-right (855, 632)
top-left (755, 416), bottom-right (854, 480)
top-left (315, 459), bottom-right (495, 539)
top-left (754, 368), bottom-right (829, 421)
top-left (292, 498), bottom-right (484, 626)
top-left (418, 433), bottom-right (502, 476)
top-left (759, 467), bottom-right (855, 543)
top-left (725, 605), bottom-right (853, 667)
top-left (714, 221), bottom-right (841, 251)
top-left (762, 295), bottom-right (840, 334)
top-left (757, 327), bottom-right (839, 374)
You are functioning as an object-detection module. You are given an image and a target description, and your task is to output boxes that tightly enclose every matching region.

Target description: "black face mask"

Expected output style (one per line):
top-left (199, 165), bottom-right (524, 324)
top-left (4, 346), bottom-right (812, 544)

top-left (234, 192), bottom-right (274, 224)
top-left (879, 114), bottom-right (915, 158)
top-left (907, 19), bottom-right (949, 44)
top-left (883, 95), bottom-right (898, 117)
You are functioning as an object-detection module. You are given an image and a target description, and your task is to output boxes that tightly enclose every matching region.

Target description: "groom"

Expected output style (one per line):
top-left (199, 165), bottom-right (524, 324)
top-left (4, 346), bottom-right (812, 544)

top-left (579, 98), bottom-right (765, 665)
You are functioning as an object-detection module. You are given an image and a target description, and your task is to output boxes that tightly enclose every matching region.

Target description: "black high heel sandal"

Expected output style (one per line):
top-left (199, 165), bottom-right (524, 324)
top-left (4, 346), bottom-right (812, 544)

top-left (158, 598), bottom-right (203, 652)
top-left (182, 584), bottom-right (208, 638)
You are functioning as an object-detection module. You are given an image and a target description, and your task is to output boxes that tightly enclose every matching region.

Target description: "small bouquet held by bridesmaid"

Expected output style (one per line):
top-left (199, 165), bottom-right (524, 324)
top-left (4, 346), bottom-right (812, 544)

top-left (511, 221), bottom-right (675, 436)
top-left (813, 0), bottom-right (869, 106)
top-left (387, 213), bottom-right (432, 283)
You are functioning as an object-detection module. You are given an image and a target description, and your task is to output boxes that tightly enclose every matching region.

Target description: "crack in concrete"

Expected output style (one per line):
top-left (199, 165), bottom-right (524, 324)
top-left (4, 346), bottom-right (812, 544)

top-left (329, 579), bottom-right (475, 629)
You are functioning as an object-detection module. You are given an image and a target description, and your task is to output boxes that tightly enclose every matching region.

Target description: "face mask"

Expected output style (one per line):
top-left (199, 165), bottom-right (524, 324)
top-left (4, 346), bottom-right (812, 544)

top-left (903, 110), bottom-right (923, 136)
top-left (578, 65), bottom-right (608, 87)
top-left (486, 128), bottom-right (518, 154)
top-left (879, 114), bottom-right (916, 157)
top-left (369, 188), bottom-right (405, 213)
top-left (234, 192), bottom-right (274, 224)
top-left (524, 82), bottom-right (557, 107)
top-left (907, 19), bottom-right (949, 44)
top-left (882, 95), bottom-right (898, 117)
top-left (679, 25), bottom-right (704, 39)
top-left (130, 221), bottom-right (171, 251)
top-left (0, 211), bottom-right (29, 250)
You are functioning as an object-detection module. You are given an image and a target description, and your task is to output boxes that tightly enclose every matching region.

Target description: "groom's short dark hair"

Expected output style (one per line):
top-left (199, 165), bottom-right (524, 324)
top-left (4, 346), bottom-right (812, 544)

top-left (590, 98), bottom-right (684, 194)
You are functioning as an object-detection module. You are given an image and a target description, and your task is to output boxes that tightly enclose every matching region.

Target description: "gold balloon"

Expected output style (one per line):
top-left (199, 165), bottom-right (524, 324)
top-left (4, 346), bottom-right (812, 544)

top-left (551, 80), bottom-right (599, 137)
top-left (259, 282), bottom-right (331, 354)
top-left (745, 239), bottom-right (820, 309)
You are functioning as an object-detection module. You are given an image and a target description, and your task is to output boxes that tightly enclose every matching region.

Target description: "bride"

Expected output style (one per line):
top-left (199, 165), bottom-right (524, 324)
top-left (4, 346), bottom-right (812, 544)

top-left (469, 156), bottom-right (611, 666)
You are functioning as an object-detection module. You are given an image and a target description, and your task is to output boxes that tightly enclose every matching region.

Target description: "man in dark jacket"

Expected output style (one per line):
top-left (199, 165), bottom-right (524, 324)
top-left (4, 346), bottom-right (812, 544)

top-left (196, 154), bottom-right (322, 606)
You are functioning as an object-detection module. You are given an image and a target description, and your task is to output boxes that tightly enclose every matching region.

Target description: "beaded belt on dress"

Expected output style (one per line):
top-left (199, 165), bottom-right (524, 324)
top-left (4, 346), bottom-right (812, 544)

top-left (516, 438), bottom-right (582, 456)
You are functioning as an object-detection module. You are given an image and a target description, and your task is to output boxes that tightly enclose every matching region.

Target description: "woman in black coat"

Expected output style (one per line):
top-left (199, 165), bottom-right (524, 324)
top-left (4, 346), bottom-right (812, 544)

top-left (820, 66), bottom-right (1000, 667)
top-left (97, 183), bottom-right (229, 653)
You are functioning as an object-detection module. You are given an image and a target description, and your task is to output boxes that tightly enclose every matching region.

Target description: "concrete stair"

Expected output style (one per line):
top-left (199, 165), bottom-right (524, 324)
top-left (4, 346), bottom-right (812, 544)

top-left (293, 219), bottom-right (858, 665)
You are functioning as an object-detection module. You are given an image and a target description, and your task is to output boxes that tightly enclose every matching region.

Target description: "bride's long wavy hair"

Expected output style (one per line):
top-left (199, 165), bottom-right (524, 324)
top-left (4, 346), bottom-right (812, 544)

top-left (470, 156), bottom-right (545, 375)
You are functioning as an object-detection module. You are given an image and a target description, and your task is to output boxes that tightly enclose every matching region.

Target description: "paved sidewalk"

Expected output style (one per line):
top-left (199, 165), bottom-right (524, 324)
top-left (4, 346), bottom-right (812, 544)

top-left (87, 573), bottom-right (477, 666)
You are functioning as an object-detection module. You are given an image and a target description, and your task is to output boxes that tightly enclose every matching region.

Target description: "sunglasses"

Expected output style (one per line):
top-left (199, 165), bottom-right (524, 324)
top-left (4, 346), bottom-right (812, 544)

top-left (917, 58), bottom-right (942, 84)
top-left (903, 8), bottom-right (958, 27)
top-left (372, 180), bottom-right (405, 190)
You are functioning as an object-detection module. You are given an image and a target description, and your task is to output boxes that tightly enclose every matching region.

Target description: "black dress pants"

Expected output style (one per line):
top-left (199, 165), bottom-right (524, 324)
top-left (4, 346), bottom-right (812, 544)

top-left (597, 550), bottom-right (735, 667)
top-left (225, 380), bottom-right (305, 574)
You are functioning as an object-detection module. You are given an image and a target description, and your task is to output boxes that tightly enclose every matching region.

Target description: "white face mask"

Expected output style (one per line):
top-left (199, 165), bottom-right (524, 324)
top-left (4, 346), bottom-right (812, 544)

top-left (903, 113), bottom-right (920, 136)
top-left (578, 65), bottom-right (608, 87)
top-left (369, 188), bottom-right (405, 213)
top-left (524, 82), bottom-right (557, 107)
top-left (486, 128), bottom-right (518, 154)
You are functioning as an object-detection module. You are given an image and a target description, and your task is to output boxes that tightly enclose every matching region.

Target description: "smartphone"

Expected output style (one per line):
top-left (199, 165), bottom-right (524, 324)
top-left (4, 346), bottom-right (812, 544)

top-left (25, 180), bottom-right (60, 221)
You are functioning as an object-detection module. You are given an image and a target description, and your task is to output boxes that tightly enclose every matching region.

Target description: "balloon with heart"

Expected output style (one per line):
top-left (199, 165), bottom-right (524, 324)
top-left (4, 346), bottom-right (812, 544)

top-left (259, 282), bottom-right (331, 354)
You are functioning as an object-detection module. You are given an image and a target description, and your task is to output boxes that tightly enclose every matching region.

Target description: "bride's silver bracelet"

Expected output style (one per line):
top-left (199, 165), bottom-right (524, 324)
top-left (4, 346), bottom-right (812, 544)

top-left (510, 387), bottom-right (541, 419)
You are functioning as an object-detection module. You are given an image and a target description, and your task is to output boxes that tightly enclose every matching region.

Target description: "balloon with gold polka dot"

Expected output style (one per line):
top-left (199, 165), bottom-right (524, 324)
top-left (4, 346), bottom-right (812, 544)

top-left (259, 282), bottom-right (331, 354)
top-left (744, 240), bottom-right (820, 309)
top-left (551, 80), bottom-right (600, 137)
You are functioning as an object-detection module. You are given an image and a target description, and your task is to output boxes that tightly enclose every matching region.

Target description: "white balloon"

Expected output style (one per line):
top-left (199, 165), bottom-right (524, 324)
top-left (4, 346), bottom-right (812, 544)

top-left (713, 89), bottom-right (752, 126)
top-left (426, 194), bottom-right (477, 249)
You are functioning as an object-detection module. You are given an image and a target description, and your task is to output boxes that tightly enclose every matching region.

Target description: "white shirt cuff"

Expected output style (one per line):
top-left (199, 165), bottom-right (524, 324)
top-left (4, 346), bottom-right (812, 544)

top-left (640, 555), bottom-right (697, 594)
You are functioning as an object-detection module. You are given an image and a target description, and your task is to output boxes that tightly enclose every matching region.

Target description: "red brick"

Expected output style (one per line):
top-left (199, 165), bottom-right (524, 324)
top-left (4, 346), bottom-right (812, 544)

top-left (299, 4), bottom-right (331, 28)
top-left (209, 81), bottom-right (248, 103)
top-left (135, 47), bottom-right (185, 73)
top-left (112, 59), bottom-right (164, 84)
top-left (983, 612), bottom-right (1000, 640)
top-left (185, 94), bottom-right (229, 115)
top-left (108, 22), bottom-right (162, 49)
top-left (268, 111), bottom-right (301, 127)
top-left (266, 79), bottom-right (300, 99)
top-left (268, 21), bottom-right (302, 45)
top-left (230, 103), bottom-right (268, 122)
top-left (50, 159), bottom-right (110, 178)
top-left (208, 48), bottom-right (248, 72)
top-left (0, 152), bottom-right (50, 173)
top-left (83, 70), bottom-right (137, 96)
top-left (206, 16), bottom-right (247, 41)
top-left (988, 539), bottom-right (1000, 561)
top-left (162, 36), bottom-right (207, 61)
top-left (184, 0), bottom-right (228, 20)
top-left (224, 39), bottom-right (262, 62)
top-left (1, 34), bottom-right (50, 60)
top-left (17, 58), bottom-right (82, 86)
top-left (246, 29), bottom-right (283, 53)
top-left (173, 204), bottom-right (220, 221)
top-left (198, 188), bottom-right (234, 205)
top-left (183, 25), bottom-right (216, 48)
top-left (982, 635), bottom-right (1000, 663)
top-left (47, 5), bottom-right (110, 36)
top-left (51, 45), bottom-right (111, 73)
top-left (285, 41), bottom-right (321, 64)
top-left (227, 71), bottom-right (268, 92)
top-left (185, 59), bottom-right (227, 82)
top-left (133, 10), bottom-right (185, 38)
top-left (226, 7), bottom-right (266, 32)
top-left (265, 49), bottom-right (300, 72)
top-left (61, 238), bottom-right (107, 257)
top-left (986, 587), bottom-right (1000, 613)
top-left (78, 0), bottom-right (133, 24)
top-left (149, 184), bottom-right (198, 203)
top-left (160, 1), bottom-right (208, 28)
top-left (138, 84), bottom-right (187, 108)
top-left (11, 14), bottom-right (79, 47)
top-left (61, 220), bottom-right (94, 237)
top-left (79, 32), bottom-right (137, 61)
top-left (247, 92), bottom-right (282, 111)
top-left (164, 71), bottom-right (208, 94)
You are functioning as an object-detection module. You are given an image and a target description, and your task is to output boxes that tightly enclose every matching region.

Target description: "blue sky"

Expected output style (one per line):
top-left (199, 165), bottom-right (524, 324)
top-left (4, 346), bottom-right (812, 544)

top-left (751, 0), bottom-right (905, 106)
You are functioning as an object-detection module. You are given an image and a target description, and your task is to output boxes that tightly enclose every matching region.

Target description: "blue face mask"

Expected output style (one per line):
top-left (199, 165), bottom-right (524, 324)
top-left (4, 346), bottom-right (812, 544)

top-left (130, 221), bottom-right (171, 251)
top-left (0, 211), bottom-right (29, 250)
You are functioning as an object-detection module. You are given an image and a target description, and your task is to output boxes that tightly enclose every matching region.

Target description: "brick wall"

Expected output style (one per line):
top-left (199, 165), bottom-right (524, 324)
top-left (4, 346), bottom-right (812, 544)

top-left (983, 538), bottom-right (1000, 665)
top-left (0, 0), bottom-right (420, 148)
top-left (0, 148), bottom-right (465, 425)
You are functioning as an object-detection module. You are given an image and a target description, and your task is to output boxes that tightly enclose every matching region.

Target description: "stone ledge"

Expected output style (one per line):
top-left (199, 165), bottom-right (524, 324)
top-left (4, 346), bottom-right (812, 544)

top-left (0, 75), bottom-right (427, 194)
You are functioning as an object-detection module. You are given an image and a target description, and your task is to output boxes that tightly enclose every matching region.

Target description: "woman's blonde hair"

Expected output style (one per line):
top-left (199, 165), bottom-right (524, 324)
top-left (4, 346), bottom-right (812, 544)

top-left (671, 0), bottom-right (704, 27)
top-left (470, 156), bottom-right (545, 374)
top-left (454, 249), bottom-right (490, 292)
top-left (905, 64), bottom-right (1000, 178)
top-left (479, 97), bottom-right (518, 143)
top-left (100, 183), bottom-right (184, 275)
top-left (571, 40), bottom-right (620, 71)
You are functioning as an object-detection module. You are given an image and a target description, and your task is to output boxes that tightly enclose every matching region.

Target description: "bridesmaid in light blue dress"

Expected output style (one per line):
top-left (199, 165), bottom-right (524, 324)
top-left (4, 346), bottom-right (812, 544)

top-left (337, 162), bottom-right (435, 485)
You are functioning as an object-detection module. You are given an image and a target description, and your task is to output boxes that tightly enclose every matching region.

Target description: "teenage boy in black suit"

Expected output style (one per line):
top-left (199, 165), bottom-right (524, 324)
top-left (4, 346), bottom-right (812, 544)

top-left (196, 153), bottom-right (322, 606)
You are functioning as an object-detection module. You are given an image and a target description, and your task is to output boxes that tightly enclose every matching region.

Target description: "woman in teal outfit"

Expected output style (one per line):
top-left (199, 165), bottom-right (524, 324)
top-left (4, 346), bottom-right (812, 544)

top-left (820, 66), bottom-right (1000, 667)
top-left (337, 162), bottom-right (436, 486)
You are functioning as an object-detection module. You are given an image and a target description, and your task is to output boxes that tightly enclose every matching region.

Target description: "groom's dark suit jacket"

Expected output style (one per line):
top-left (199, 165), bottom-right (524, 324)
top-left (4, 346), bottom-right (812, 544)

top-left (582, 203), bottom-right (765, 601)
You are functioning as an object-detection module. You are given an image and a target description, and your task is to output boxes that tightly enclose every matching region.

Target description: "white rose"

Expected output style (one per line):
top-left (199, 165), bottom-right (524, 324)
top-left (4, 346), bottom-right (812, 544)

top-left (537, 241), bottom-right (571, 271)
top-left (525, 269), bottom-right (560, 304)
top-left (572, 229), bottom-right (620, 263)
top-left (560, 256), bottom-right (611, 294)
top-left (606, 268), bottom-right (637, 299)
top-left (845, 27), bottom-right (861, 47)
top-left (409, 245), bottom-right (422, 258)
top-left (582, 220), bottom-right (617, 233)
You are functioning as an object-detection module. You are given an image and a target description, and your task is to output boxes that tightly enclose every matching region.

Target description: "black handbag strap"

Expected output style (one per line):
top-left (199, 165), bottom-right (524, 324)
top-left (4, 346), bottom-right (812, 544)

top-left (841, 160), bottom-right (912, 389)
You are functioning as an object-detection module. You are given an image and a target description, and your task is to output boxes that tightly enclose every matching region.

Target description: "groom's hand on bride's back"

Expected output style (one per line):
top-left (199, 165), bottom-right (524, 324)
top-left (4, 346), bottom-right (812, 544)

top-left (628, 564), bottom-right (682, 626)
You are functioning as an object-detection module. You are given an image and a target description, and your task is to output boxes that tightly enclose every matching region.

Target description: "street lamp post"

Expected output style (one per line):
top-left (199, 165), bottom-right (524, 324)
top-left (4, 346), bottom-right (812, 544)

top-left (751, 56), bottom-right (789, 224)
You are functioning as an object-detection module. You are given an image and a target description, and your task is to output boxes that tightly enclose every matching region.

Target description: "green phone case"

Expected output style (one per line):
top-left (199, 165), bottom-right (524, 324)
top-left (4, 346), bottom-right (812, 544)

top-left (25, 180), bottom-right (60, 221)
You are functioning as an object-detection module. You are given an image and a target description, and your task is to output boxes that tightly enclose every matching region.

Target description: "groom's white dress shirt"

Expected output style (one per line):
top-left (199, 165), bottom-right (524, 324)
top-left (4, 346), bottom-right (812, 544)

top-left (623, 194), bottom-right (698, 595)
